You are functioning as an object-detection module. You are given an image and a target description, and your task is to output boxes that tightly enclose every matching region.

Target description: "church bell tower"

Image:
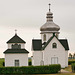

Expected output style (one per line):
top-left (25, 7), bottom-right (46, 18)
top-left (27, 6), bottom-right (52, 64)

top-left (40, 4), bottom-right (60, 43)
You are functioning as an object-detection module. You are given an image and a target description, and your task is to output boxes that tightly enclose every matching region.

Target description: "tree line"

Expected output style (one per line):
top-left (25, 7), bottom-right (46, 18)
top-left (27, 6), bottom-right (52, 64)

top-left (69, 53), bottom-right (75, 59)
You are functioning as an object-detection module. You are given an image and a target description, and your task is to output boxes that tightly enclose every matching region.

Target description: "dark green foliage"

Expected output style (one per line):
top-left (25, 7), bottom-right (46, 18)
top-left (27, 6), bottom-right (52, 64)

top-left (28, 61), bottom-right (32, 66)
top-left (0, 64), bottom-right (61, 74)
top-left (68, 61), bottom-right (75, 65)
top-left (0, 58), bottom-right (4, 67)
top-left (71, 63), bottom-right (75, 72)
top-left (3, 62), bottom-right (5, 66)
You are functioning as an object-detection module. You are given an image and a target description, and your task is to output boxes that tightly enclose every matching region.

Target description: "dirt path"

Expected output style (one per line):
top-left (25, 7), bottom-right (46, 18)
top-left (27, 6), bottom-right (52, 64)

top-left (60, 69), bottom-right (71, 73)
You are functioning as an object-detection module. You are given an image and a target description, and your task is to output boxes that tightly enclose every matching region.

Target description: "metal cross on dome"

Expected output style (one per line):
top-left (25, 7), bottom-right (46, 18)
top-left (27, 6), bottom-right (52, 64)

top-left (15, 29), bottom-right (17, 35)
top-left (49, 3), bottom-right (51, 12)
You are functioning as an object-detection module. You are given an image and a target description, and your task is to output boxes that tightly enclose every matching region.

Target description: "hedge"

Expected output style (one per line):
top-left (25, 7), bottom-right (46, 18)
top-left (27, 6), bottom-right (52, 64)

top-left (68, 61), bottom-right (75, 65)
top-left (28, 61), bottom-right (32, 66)
top-left (0, 64), bottom-right (61, 74)
top-left (71, 63), bottom-right (75, 72)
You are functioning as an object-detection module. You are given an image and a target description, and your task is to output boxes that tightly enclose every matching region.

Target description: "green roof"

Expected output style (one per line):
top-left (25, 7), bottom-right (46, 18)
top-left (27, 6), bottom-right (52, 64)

top-left (59, 39), bottom-right (69, 50)
top-left (7, 34), bottom-right (26, 43)
top-left (4, 49), bottom-right (29, 54)
top-left (42, 33), bottom-right (69, 50)
top-left (32, 39), bottom-right (42, 51)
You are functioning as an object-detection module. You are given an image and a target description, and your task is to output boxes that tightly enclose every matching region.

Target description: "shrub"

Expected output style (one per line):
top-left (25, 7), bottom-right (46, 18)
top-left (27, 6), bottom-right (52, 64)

top-left (3, 62), bottom-right (5, 66)
top-left (71, 63), bottom-right (75, 72)
top-left (28, 61), bottom-right (32, 66)
top-left (68, 61), bottom-right (75, 65)
top-left (0, 64), bottom-right (61, 74)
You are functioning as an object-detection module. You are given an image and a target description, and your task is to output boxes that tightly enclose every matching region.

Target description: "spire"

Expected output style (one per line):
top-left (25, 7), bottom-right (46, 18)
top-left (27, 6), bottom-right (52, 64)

top-left (49, 3), bottom-right (51, 12)
top-left (46, 3), bottom-right (53, 22)
top-left (15, 29), bottom-right (17, 35)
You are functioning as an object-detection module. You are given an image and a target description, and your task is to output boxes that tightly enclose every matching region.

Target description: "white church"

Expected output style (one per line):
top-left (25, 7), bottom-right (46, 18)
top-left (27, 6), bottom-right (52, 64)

top-left (4, 33), bottom-right (29, 67)
top-left (32, 4), bottom-right (69, 68)
top-left (3, 4), bottom-right (69, 68)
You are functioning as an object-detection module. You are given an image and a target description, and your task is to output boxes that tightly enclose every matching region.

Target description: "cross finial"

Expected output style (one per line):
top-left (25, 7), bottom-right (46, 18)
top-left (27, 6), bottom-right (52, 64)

top-left (15, 29), bottom-right (17, 35)
top-left (49, 3), bottom-right (51, 12)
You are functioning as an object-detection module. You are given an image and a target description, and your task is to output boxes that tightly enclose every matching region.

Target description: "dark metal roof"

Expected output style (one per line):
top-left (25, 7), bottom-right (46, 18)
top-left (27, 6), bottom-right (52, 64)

top-left (59, 39), bottom-right (69, 50)
top-left (32, 39), bottom-right (42, 51)
top-left (4, 49), bottom-right (29, 54)
top-left (7, 34), bottom-right (26, 43)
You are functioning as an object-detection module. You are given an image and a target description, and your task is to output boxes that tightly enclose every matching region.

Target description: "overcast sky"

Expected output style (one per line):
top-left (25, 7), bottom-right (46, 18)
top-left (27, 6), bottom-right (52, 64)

top-left (0, 0), bottom-right (75, 58)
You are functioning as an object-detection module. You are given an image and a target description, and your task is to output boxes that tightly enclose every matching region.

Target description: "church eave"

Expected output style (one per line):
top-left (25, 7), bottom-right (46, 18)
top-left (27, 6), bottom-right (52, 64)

top-left (4, 49), bottom-right (29, 54)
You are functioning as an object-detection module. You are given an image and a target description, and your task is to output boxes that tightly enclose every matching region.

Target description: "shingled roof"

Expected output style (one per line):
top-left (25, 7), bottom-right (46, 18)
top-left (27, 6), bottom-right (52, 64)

top-left (32, 39), bottom-right (42, 51)
top-left (59, 39), bottom-right (69, 50)
top-left (7, 34), bottom-right (26, 43)
top-left (4, 49), bottom-right (29, 54)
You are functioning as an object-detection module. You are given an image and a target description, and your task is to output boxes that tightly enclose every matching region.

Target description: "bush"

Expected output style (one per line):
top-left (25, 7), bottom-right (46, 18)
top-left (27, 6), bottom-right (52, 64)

top-left (3, 62), bottom-right (5, 66)
top-left (28, 61), bottom-right (32, 66)
top-left (68, 61), bottom-right (75, 65)
top-left (71, 63), bottom-right (75, 72)
top-left (0, 64), bottom-right (61, 74)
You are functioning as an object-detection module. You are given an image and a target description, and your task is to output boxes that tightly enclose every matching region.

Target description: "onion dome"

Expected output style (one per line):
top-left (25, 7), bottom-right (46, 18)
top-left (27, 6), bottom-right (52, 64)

top-left (40, 4), bottom-right (60, 32)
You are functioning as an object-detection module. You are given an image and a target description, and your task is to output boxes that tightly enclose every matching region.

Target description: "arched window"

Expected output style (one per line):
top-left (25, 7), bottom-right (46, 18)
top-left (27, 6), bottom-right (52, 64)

top-left (52, 43), bottom-right (57, 48)
top-left (43, 34), bottom-right (46, 41)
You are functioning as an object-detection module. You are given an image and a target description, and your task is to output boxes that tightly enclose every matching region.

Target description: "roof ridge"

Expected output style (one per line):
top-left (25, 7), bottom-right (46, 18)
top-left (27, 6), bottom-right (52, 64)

top-left (7, 34), bottom-right (26, 43)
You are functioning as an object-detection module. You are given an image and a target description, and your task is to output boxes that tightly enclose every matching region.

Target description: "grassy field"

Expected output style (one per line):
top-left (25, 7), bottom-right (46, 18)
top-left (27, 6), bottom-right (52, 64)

top-left (69, 59), bottom-right (75, 61)
top-left (37, 73), bottom-right (75, 75)
top-left (64, 65), bottom-right (72, 72)
top-left (0, 58), bottom-right (4, 67)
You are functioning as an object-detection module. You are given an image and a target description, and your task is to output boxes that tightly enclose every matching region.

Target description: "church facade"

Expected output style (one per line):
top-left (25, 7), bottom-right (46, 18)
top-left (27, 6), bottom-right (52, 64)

top-left (4, 34), bottom-right (29, 67)
top-left (32, 4), bottom-right (69, 68)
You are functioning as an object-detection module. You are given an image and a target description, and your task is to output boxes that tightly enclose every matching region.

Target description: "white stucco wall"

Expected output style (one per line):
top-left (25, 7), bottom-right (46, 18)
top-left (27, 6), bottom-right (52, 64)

top-left (32, 51), bottom-right (42, 66)
top-left (43, 37), bottom-right (67, 68)
top-left (65, 51), bottom-right (68, 67)
top-left (8, 43), bottom-right (25, 49)
top-left (5, 53), bottom-right (28, 67)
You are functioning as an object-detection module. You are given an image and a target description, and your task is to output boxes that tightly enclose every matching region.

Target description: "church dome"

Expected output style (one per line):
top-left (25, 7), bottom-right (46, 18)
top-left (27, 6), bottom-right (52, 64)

top-left (40, 21), bottom-right (60, 31)
top-left (40, 4), bottom-right (60, 32)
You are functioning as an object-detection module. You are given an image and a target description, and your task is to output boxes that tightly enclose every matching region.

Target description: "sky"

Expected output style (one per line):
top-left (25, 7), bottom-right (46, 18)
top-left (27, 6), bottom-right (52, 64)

top-left (0, 0), bottom-right (75, 58)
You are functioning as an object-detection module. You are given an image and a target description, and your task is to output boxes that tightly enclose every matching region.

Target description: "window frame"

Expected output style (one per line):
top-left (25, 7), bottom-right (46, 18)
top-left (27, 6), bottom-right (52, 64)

top-left (15, 60), bottom-right (19, 67)
top-left (52, 43), bottom-right (57, 48)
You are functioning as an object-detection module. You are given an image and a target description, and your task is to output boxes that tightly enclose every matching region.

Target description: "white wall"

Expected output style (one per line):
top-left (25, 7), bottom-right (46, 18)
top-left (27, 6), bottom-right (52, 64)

top-left (32, 51), bottom-right (42, 66)
top-left (65, 51), bottom-right (68, 67)
top-left (8, 43), bottom-right (25, 49)
top-left (5, 53), bottom-right (28, 67)
top-left (43, 37), bottom-right (67, 68)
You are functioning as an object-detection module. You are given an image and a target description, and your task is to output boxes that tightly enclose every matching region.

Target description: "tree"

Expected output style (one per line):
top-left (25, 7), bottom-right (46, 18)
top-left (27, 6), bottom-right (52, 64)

top-left (73, 53), bottom-right (75, 59)
top-left (69, 53), bottom-right (72, 59)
